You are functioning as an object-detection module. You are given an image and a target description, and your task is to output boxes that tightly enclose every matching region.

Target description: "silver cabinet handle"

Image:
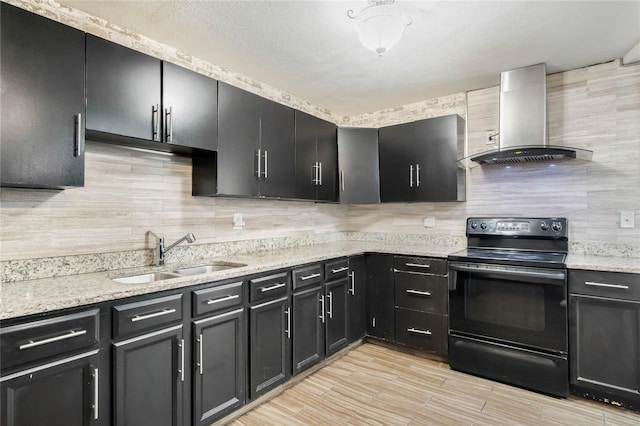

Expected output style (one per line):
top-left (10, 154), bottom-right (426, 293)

top-left (585, 281), bottom-right (630, 290)
top-left (331, 267), bottom-right (349, 274)
top-left (340, 170), bottom-right (345, 192)
top-left (407, 328), bottom-right (432, 336)
top-left (260, 282), bottom-right (286, 292)
top-left (285, 307), bottom-right (291, 339)
top-left (130, 308), bottom-right (176, 323)
top-left (416, 164), bottom-right (421, 187)
top-left (256, 149), bottom-right (262, 178)
top-left (165, 106), bottom-right (173, 142)
top-left (152, 104), bottom-right (160, 140)
top-left (263, 150), bottom-right (268, 178)
top-left (206, 294), bottom-right (240, 305)
top-left (300, 273), bottom-right (321, 281)
top-left (93, 368), bottom-right (99, 420)
top-left (179, 338), bottom-right (185, 382)
top-left (19, 329), bottom-right (87, 350)
top-left (406, 289), bottom-right (432, 297)
top-left (75, 113), bottom-right (84, 157)
top-left (327, 291), bottom-right (333, 319)
top-left (409, 165), bottom-right (414, 187)
top-left (349, 271), bottom-right (355, 295)
top-left (405, 263), bottom-right (431, 269)
top-left (319, 295), bottom-right (325, 323)
top-left (318, 162), bottom-right (322, 186)
top-left (197, 334), bottom-right (204, 375)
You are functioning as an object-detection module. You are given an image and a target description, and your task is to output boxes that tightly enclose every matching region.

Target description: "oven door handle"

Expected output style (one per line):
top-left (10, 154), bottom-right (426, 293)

top-left (448, 263), bottom-right (566, 286)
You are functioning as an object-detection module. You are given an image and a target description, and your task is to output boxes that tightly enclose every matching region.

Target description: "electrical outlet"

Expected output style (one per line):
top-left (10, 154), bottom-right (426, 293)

top-left (485, 131), bottom-right (497, 145)
top-left (620, 211), bottom-right (635, 229)
top-left (423, 217), bottom-right (436, 228)
top-left (233, 213), bottom-right (245, 230)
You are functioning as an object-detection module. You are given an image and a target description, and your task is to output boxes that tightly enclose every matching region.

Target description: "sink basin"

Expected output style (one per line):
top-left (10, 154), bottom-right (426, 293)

top-left (112, 272), bottom-right (181, 284)
top-left (173, 263), bottom-right (246, 276)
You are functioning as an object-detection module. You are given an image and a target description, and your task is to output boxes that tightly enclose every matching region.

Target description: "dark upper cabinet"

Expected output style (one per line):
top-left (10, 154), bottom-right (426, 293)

top-left (347, 255), bottom-right (367, 343)
top-left (337, 128), bottom-right (380, 204)
top-left (1, 3), bottom-right (85, 189)
top-left (378, 114), bottom-right (465, 202)
top-left (212, 82), bottom-right (294, 198)
top-left (86, 35), bottom-right (217, 153)
top-left (294, 111), bottom-right (338, 202)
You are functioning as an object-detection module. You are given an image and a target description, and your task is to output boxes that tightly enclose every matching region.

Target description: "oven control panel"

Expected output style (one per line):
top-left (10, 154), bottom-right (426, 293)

top-left (467, 217), bottom-right (568, 238)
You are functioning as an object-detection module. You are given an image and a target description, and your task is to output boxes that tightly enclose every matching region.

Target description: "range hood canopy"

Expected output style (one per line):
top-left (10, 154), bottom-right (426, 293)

top-left (459, 63), bottom-right (593, 168)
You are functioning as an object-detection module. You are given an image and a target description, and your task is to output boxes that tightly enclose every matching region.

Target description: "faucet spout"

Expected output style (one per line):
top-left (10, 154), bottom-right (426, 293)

top-left (150, 232), bottom-right (196, 266)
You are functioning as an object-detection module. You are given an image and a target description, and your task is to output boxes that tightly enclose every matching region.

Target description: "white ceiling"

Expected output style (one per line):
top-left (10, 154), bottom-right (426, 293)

top-left (61, 1), bottom-right (640, 117)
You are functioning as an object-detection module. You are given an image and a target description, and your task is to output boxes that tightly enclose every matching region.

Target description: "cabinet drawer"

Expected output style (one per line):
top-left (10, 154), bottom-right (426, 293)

top-left (292, 264), bottom-right (324, 291)
top-left (395, 308), bottom-right (448, 355)
top-left (395, 273), bottom-right (448, 314)
top-left (393, 256), bottom-right (447, 276)
top-left (193, 280), bottom-right (244, 316)
top-left (113, 294), bottom-right (183, 339)
top-left (569, 270), bottom-right (640, 301)
top-left (249, 271), bottom-right (290, 303)
top-left (1, 309), bottom-right (99, 373)
top-left (324, 258), bottom-right (349, 282)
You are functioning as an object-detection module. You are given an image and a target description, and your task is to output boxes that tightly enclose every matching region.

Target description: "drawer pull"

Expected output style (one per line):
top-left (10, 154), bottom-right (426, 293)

top-left (130, 308), bottom-right (177, 323)
top-left (407, 328), bottom-right (432, 336)
top-left (406, 289), bottom-right (432, 297)
top-left (300, 273), bottom-right (321, 281)
top-left (19, 329), bottom-right (87, 350)
top-left (260, 282), bottom-right (286, 292)
top-left (405, 263), bottom-right (431, 269)
top-left (585, 281), bottom-right (629, 290)
top-left (331, 267), bottom-right (349, 274)
top-left (206, 294), bottom-right (240, 305)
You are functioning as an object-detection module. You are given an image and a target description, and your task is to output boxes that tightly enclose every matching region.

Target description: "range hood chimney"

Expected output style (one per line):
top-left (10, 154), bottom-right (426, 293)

top-left (465, 63), bottom-right (592, 166)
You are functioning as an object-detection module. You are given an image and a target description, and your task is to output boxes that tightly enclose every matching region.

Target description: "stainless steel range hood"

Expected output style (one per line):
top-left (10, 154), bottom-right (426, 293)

top-left (462, 64), bottom-right (592, 167)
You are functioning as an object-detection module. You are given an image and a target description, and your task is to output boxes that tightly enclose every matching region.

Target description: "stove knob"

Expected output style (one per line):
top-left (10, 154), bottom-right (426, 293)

top-left (480, 222), bottom-right (487, 230)
top-left (552, 222), bottom-right (563, 233)
top-left (540, 221), bottom-right (549, 231)
top-left (470, 222), bottom-right (477, 230)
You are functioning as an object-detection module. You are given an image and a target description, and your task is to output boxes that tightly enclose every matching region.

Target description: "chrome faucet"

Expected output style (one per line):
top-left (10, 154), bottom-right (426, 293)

top-left (149, 232), bottom-right (196, 266)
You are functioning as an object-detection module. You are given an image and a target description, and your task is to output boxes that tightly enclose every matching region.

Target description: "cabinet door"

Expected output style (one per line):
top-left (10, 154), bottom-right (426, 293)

top-left (162, 62), bottom-right (218, 151)
top-left (325, 278), bottom-right (349, 356)
top-left (413, 115), bottom-right (465, 202)
top-left (294, 111), bottom-right (319, 200)
top-left (337, 128), bottom-right (380, 204)
top-left (292, 286), bottom-right (325, 375)
top-left (113, 325), bottom-right (184, 426)
top-left (1, 352), bottom-right (99, 426)
top-left (366, 254), bottom-right (395, 340)
top-left (378, 123), bottom-right (416, 202)
top-left (347, 255), bottom-right (367, 343)
top-left (249, 297), bottom-right (291, 399)
top-left (217, 82), bottom-right (261, 197)
top-left (260, 99), bottom-right (295, 198)
top-left (570, 295), bottom-right (640, 402)
top-left (86, 35), bottom-right (161, 141)
top-left (193, 309), bottom-right (245, 426)
top-left (1, 3), bottom-right (85, 189)
top-left (315, 118), bottom-right (338, 202)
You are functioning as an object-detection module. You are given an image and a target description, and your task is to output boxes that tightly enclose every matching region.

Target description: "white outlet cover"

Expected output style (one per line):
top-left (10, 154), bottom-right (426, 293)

top-left (423, 217), bottom-right (436, 228)
top-left (620, 211), bottom-right (635, 229)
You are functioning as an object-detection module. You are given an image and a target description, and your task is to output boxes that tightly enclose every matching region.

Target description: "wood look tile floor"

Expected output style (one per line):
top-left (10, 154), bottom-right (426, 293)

top-left (229, 343), bottom-right (640, 426)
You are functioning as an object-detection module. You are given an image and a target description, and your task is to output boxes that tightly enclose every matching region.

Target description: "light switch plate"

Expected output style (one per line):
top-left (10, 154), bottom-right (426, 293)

top-left (620, 211), bottom-right (635, 229)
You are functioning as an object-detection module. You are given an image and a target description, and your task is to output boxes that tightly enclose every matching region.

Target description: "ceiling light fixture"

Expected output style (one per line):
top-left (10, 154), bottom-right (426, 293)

top-left (347, 0), bottom-right (412, 57)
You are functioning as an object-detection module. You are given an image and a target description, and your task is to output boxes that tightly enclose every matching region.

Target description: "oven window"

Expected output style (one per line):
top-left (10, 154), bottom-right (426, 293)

top-left (465, 277), bottom-right (545, 331)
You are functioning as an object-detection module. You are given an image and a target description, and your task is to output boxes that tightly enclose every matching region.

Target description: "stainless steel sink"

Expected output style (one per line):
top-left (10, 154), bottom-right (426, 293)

top-left (112, 272), bottom-right (181, 284)
top-left (173, 263), bottom-right (246, 276)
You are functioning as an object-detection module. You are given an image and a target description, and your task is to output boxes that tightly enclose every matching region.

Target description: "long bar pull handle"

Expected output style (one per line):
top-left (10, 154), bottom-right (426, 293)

top-left (340, 170), bottom-right (345, 192)
top-left (405, 263), bottom-right (431, 269)
top-left (585, 281), bottom-right (630, 290)
top-left (285, 307), bottom-right (291, 339)
top-left (311, 162), bottom-right (318, 185)
top-left (152, 104), bottom-right (159, 141)
top-left (256, 149), bottom-right (262, 178)
top-left (319, 295), bottom-right (325, 323)
top-left (206, 294), bottom-right (240, 305)
top-left (406, 289), bottom-right (432, 297)
top-left (165, 106), bottom-right (173, 142)
top-left (179, 338), bottom-right (185, 382)
top-left (260, 282), bottom-right (286, 292)
top-left (130, 308), bottom-right (176, 323)
top-left (331, 267), bottom-right (349, 274)
top-left (75, 113), bottom-right (84, 157)
top-left (407, 328), bottom-right (432, 336)
top-left (93, 368), bottom-right (99, 420)
top-left (409, 165), bottom-right (414, 187)
top-left (416, 164), bottom-right (421, 187)
top-left (318, 162), bottom-right (322, 186)
top-left (19, 329), bottom-right (87, 350)
top-left (263, 150), bottom-right (268, 178)
top-left (300, 273), bottom-right (321, 281)
top-left (327, 292), bottom-right (333, 319)
top-left (349, 271), bottom-right (356, 295)
top-left (198, 334), bottom-right (203, 375)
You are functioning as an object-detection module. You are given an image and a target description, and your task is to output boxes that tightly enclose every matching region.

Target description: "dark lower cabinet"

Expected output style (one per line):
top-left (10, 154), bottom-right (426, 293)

top-left (292, 286), bottom-right (325, 375)
top-left (366, 254), bottom-right (395, 340)
top-left (1, 2), bottom-right (85, 189)
top-left (249, 296), bottom-right (291, 399)
top-left (325, 278), bottom-right (349, 355)
top-left (1, 351), bottom-right (99, 426)
top-left (193, 308), bottom-right (245, 426)
top-left (347, 255), bottom-right (367, 342)
top-left (113, 325), bottom-right (185, 426)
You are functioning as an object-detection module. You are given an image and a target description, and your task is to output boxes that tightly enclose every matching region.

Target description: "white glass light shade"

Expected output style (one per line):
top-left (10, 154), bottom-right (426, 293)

top-left (349, 1), bottom-right (411, 56)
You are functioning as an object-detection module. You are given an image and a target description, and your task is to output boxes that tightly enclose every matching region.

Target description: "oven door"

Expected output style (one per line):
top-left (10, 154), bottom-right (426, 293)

top-left (448, 261), bottom-right (567, 354)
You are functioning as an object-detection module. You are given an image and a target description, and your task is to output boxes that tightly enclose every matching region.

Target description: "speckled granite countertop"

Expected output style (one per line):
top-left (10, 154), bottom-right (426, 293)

top-left (2, 241), bottom-right (637, 320)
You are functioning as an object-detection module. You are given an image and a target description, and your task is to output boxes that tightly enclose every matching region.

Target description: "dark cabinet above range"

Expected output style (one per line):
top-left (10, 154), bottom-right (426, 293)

top-left (85, 35), bottom-right (217, 155)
